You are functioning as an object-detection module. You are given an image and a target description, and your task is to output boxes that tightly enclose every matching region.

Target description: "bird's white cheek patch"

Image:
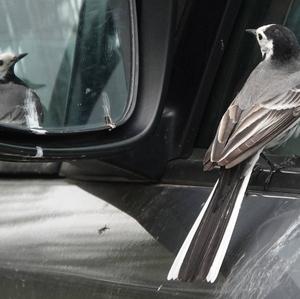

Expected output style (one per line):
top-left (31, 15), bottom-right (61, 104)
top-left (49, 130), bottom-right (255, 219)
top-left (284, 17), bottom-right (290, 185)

top-left (260, 39), bottom-right (274, 60)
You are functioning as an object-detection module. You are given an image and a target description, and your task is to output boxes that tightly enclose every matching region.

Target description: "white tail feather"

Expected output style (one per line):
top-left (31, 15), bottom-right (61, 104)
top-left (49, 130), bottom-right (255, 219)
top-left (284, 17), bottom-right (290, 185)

top-left (206, 152), bottom-right (261, 283)
top-left (167, 180), bottom-right (219, 280)
top-left (205, 169), bottom-right (251, 282)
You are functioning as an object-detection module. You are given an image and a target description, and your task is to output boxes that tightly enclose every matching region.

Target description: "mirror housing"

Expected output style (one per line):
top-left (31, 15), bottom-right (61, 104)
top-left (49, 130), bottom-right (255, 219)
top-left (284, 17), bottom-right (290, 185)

top-left (0, 0), bottom-right (174, 164)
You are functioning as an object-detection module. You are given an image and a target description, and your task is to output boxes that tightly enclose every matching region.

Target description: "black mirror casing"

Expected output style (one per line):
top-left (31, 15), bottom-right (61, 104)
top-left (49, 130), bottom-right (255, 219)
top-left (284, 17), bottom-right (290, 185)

top-left (0, 0), bottom-right (174, 174)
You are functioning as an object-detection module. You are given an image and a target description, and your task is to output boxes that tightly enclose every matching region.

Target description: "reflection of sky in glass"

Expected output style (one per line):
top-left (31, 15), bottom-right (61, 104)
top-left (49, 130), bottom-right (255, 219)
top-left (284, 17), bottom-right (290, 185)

top-left (0, 0), bottom-right (83, 108)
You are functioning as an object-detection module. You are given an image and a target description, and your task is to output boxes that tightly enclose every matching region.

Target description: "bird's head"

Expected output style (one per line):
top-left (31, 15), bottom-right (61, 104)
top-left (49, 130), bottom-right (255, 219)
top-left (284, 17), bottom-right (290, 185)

top-left (246, 24), bottom-right (300, 62)
top-left (0, 52), bottom-right (28, 78)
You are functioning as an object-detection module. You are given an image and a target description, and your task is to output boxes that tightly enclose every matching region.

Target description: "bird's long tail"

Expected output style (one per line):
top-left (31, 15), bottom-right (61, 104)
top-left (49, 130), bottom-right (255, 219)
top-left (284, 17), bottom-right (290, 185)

top-left (167, 153), bottom-right (260, 283)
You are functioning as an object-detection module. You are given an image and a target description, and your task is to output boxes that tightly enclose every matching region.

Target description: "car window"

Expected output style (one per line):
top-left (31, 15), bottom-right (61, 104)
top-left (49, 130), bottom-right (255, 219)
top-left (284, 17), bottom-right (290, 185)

top-left (0, 0), bottom-right (137, 132)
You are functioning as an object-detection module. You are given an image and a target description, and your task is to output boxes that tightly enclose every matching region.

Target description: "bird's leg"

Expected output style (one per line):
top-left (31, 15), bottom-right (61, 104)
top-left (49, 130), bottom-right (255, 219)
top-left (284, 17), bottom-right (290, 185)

top-left (260, 153), bottom-right (283, 190)
top-left (252, 164), bottom-right (264, 178)
top-left (260, 153), bottom-right (279, 169)
top-left (259, 153), bottom-right (299, 190)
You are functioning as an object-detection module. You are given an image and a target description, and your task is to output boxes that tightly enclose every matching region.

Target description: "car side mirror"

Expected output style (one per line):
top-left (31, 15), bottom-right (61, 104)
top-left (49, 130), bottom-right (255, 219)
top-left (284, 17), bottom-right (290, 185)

top-left (0, 0), bottom-right (137, 134)
top-left (0, 0), bottom-right (174, 164)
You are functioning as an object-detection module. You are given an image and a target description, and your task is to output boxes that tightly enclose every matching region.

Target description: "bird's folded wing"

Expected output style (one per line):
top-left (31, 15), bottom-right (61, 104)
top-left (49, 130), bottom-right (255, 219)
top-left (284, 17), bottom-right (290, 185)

top-left (205, 87), bottom-right (300, 169)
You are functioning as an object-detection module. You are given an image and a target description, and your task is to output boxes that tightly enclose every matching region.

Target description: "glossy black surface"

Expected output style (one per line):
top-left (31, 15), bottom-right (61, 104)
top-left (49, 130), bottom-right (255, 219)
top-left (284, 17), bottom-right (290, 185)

top-left (1, 178), bottom-right (300, 298)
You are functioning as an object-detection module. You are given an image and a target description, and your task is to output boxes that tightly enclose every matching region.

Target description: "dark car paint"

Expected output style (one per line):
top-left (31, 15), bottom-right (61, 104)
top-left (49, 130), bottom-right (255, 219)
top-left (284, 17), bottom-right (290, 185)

top-left (1, 178), bottom-right (300, 298)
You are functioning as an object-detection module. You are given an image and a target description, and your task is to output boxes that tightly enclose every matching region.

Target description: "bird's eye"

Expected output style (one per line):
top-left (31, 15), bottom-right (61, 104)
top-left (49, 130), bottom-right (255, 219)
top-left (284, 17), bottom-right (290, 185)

top-left (257, 33), bottom-right (263, 40)
top-left (0, 60), bottom-right (4, 66)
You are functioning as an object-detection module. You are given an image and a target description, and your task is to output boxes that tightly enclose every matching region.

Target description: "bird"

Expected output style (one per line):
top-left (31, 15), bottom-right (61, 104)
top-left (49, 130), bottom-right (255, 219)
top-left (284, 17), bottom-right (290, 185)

top-left (167, 24), bottom-right (300, 283)
top-left (0, 52), bottom-right (43, 128)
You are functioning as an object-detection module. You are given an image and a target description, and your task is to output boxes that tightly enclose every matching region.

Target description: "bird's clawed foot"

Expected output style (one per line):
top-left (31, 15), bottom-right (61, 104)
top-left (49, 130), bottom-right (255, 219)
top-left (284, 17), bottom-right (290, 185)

top-left (263, 166), bottom-right (282, 190)
top-left (260, 153), bottom-right (298, 190)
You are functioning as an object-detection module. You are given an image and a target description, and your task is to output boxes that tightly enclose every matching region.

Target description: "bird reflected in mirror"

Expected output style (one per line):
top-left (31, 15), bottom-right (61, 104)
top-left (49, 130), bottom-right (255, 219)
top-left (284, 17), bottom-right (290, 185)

top-left (168, 24), bottom-right (300, 283)
top-left (0, 52), bottom-right (43, 128)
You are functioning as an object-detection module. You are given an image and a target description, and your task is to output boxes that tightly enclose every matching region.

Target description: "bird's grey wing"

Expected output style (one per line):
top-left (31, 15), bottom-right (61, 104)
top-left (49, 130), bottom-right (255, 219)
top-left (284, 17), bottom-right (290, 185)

top-left (203, 103), bottom-right (243, 170)
top-left (207, 87), bottom-right (300, 169)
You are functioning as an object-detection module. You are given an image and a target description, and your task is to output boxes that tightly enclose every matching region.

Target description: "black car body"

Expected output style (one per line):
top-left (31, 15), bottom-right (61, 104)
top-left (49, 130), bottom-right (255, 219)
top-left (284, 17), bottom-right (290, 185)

top-left (1, 0), bottom-right (300, 298)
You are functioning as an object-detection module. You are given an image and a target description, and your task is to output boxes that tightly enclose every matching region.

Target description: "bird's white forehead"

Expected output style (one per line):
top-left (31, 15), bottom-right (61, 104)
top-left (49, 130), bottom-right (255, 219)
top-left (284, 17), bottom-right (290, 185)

top-left (256, 24), bottom-right (275, 36)
top-left (0, 52), bottom-right (16, 61)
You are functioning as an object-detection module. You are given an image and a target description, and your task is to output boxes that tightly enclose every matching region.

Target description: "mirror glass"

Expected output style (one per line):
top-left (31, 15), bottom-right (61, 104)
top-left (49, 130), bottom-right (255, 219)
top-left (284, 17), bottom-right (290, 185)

top-left (0, 0), bottom-right (136, 133)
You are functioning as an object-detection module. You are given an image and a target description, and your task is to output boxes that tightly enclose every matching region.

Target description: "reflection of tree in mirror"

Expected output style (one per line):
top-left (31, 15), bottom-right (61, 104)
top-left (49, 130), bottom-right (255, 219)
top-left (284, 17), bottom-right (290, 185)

top-left (48, 0), bottom-right (132, 130)
top-left (64, 0), bottom-right (125, 127)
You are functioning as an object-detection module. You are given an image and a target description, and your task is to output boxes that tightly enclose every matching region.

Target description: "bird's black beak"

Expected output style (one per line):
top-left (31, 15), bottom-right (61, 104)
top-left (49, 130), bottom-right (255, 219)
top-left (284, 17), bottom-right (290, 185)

top-left (15, 53), bottom-right (28, 62)
top-left (245, 29), bottom-right (257, 36)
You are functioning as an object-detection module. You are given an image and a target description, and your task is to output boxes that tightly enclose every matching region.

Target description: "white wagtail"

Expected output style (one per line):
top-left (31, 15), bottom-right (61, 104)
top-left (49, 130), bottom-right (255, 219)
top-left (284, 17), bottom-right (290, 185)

top-left (0, 52), bottom-right (43, 128)
top-left (168, 24), bottom-right (300, 283)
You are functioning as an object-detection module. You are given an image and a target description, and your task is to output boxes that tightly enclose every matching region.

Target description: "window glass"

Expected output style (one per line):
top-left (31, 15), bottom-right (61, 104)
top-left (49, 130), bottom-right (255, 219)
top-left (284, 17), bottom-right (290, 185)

top-left (0, 0), bottom-right (136, 132)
